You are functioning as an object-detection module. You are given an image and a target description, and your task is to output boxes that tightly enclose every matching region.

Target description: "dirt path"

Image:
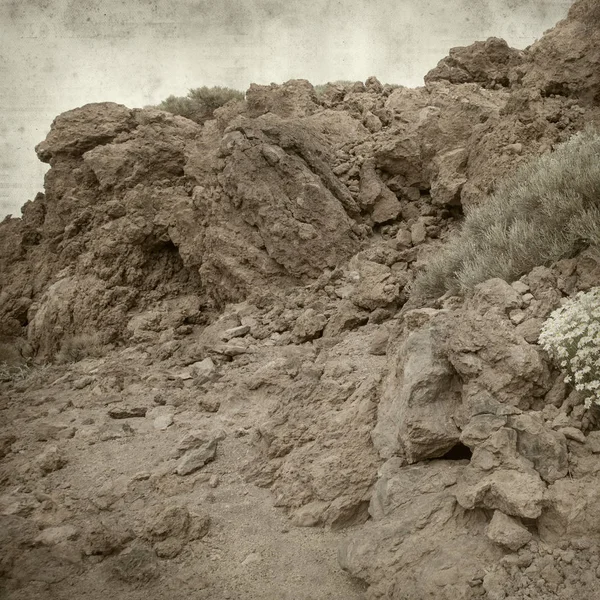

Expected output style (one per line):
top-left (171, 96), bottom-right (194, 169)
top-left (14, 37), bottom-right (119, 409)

top-left (0, 351), bottom-right (367, 600)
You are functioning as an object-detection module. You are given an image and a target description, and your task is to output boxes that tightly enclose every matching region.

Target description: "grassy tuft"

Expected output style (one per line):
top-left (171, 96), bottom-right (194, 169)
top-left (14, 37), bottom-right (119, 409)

top-left (413, 129), bottom-right (600, 299)
top-left (55, 333), bottom-right (106, 364)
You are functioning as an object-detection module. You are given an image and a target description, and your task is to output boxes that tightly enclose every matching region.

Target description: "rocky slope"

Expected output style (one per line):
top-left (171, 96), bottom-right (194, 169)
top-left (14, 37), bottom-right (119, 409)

top-left (3, 1), bottom-right (600, 599)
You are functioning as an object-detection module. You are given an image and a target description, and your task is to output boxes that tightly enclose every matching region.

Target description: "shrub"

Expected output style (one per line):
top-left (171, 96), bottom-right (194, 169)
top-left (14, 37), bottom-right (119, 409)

top-left (155, 86), bottom-right (245, 124)
top-left (539, 288), bottom-right (600, 408)
top-left (55, 333), bottom-right (106, 364)
top-left (0, 361), bottom-right (31, 382)
top-left (413, 129), bottom-right (600, 298)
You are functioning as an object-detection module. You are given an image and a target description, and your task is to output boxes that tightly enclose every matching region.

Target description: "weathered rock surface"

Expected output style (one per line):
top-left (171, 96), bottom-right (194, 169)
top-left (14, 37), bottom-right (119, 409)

top-left (518, 0), bottom-right (600, 104)
top-left (425, 37), bottom-right (523, 87)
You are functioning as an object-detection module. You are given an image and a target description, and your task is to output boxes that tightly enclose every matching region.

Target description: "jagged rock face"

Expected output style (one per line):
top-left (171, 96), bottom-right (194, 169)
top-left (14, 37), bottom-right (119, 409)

top-left (245, 79), bottom-right (320, 118)
top-left (342, 262), bottom-right (600, 599)
top-left (425, 0), bottom-right (600, 107)
top-left (4, 3), bottom-right (600, 357)
top-left (244, 328), bottom-right (384, 528)
top-left (1, 99), bottom-right (369, 357)
top-left (185, 113), bottom-right (365, 304)
top-left (339, 460), bottom-right (502, 600)
top-left (518, 0), bottom-right (600, 104)
top-left (425, 37), bottom-right (523, 88)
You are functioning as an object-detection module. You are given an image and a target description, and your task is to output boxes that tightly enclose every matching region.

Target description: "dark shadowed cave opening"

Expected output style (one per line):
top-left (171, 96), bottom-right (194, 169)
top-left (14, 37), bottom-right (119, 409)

top-left (440, 442), bottom-right (473, 461)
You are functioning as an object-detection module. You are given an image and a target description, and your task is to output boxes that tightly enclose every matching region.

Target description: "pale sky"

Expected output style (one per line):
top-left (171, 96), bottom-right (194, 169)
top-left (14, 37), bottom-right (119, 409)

top-left (0, 0), bottom-right (573, 219)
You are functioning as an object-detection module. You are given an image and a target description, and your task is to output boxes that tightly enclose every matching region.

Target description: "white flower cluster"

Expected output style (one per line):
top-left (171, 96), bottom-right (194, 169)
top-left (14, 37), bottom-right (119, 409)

top-left (539, 287), bottom-right (600, 408)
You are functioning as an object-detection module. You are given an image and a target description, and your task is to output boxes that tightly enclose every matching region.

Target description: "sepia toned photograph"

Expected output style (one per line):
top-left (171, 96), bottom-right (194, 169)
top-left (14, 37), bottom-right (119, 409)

top-left (1, 1), bottom-right (599, 599)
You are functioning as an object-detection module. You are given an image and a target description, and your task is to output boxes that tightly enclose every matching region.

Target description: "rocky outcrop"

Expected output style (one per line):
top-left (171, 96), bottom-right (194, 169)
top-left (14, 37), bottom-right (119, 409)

top-left (5, 7), bottom-right (600, 358)
top-left (425, 37), bottom-right (523, 88)
top-left (517, 0), bottom-right (600, 104)
top-left (342, 261), bottom-right (600, 599)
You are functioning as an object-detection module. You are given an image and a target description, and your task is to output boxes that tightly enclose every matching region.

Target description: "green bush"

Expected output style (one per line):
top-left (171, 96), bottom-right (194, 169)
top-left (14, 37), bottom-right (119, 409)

top-left (413, 129), bottom-right (600, 298)
top-left (155, 86), bottom-right (245, 124)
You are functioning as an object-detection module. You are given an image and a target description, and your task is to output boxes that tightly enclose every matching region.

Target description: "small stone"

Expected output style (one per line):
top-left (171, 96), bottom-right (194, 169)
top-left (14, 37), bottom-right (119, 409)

top-left (208, 475), bottom-right (219, 488)
top-left (98, 422), bottom-right (135, 441)
top-left (333, 162), bottom-right (351, 175)
top-left (486, 511), bottom-right (532, 551)
top-left (175, 430), bottom-right (224, 458)
top-left (505, 143), bottom-right (523, 154)
top-left (146, 505), bottom-right (191, 542)
top-left (369, 308), bottom-right (392, 324)
top-left (35, 525), bottom-right (79, 546)
top-left (395, 229), bottom-right (412, 249)
top-left (515, 318), bottom-right (544, 343)
top-left (241, 552), bottom-right (262, 566)
top-left (509, 309), bottom-right (526, 325)
top-left (372, 189), bottom-right (402, 223)
top-left (369, 329), bottom-right (389, 356)
top-left (108, 406), bottom-right (147, 419)
top-left (153, 414), bottom-right (174, 430)
top-left (559, 427), bottom-right (586, 443)
top-left (511, 280), bottom-right (530, 294)
top-left (175, 369), bottom-right (193, 380)
top-left (213, 344), bottom-right (248, 357)
top-left (410, 220), bottom-right (427, 245)
top-left (36, 446), bottom-right (67, 474)
top-left (292, 309), bottom-right (328, 342)
top-left (153, 394), bottom-right (166, 405)
top-left (363, 111), bottom-right (383, 133)
top-left (199, 397), bottom-right (221, 413)
top-left (175, 441), bottom-right (218, 476)
top-left (189, 357), bottom-right (216, 383)
top-left (221, 325), bottom-right (250, 341)
top-left (552, 414), bottom-right (572, 430)
top-left (73, 376), bottom-right (94, 390)
top-left (561, 550), bottom-right (575, 564)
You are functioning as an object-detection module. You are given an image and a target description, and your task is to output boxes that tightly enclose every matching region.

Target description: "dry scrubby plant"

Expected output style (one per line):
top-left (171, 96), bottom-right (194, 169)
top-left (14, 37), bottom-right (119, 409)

top-left (155, 86), bottom-right (245, 124)
top-left (540, 288), bottom-right (600, 408)
top-left (0, 362), bottom-right (31, 382)
top-left (55, 333), bottom-right (106, 364)
top-left (413, 129), bottom-right (600, 298)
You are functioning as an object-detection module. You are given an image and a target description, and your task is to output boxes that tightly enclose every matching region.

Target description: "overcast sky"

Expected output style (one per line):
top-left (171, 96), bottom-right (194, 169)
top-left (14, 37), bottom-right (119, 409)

top-left (0, 0), bottom-right (573, 219)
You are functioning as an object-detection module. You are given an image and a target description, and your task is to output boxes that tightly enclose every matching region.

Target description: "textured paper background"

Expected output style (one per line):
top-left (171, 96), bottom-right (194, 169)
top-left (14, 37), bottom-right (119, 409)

top-left (0, 0), bottom-right (573, 218)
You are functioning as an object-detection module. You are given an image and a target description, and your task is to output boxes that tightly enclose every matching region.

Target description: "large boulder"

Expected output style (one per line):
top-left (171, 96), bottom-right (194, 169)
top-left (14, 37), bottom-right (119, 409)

top-left (339, 459), bottom-right (502, 600)
top-left (373, 310), bottom-right (462, 462)
top-left (425, 37), bottom-right (523, 88)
